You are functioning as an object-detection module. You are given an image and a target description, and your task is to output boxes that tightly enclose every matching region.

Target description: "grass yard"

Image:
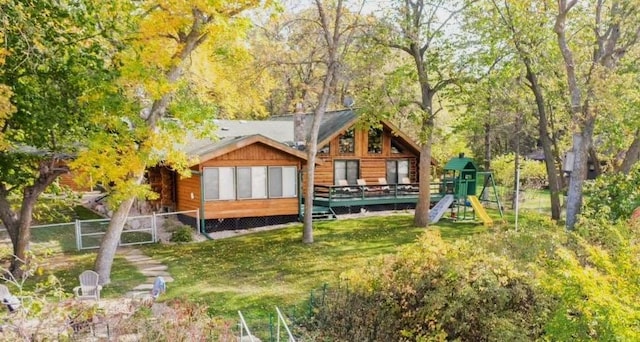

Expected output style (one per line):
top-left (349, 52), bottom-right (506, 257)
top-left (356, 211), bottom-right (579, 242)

top-left (141, 214), bottom-right (487, 322)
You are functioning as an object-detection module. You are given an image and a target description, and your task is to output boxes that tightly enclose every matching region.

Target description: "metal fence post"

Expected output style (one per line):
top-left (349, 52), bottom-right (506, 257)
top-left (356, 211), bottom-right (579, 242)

top-left (75, 219), bottom-right (81, 251)
top-left (196, 209), bottom-right (201, 235)
top-left (152, 212), bottom-right (157, 242)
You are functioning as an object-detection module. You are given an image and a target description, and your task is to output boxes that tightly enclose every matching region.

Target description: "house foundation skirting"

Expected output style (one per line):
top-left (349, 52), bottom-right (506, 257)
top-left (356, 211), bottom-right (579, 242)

top-left (203, 215), bottom-right (299, 233)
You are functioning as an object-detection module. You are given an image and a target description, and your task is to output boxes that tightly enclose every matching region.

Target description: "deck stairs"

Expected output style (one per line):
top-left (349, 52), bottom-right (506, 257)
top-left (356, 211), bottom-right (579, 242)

top-left (301, 206), bottom-right (337, 221)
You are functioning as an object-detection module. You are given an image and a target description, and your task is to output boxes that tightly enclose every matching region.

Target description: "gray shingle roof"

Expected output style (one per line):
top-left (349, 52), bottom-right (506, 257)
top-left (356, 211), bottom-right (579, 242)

top-left (179, 110), bottom-right (357, 160)
top-left (213, 120), bottom-right (294, 142)
top-left (269, 109), bottom-right (357, 145)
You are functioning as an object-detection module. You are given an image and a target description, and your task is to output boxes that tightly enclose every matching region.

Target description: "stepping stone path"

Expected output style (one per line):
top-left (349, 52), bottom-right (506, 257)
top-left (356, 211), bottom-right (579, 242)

top-left (119, 248), bottom-right (174, 298)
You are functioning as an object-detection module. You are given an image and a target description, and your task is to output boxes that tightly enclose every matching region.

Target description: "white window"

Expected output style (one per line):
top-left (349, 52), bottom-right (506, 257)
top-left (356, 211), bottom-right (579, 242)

top-left (269, 166), bottom-right (297, 198)
top-left (203, 167), bottom-right (235, 200)
top-left (237, 167), bottom-right (267, 199)
top-left (204, 166), bottom-right (296, 200)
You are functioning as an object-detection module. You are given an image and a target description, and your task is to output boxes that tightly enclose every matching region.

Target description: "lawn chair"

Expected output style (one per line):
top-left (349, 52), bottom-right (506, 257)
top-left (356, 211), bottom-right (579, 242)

top-left (0, 284), bottom-right (21, 313)
top-left (398, 177), bottom-right (416, 191)
top-left (357, 179), bottom-right (373, 192)
top-left (336, 179), bottom-right (357, 193)
top-left (377, 178), bottom-right (391, 191)
top-left (73, 270), bottom-right (102, 301)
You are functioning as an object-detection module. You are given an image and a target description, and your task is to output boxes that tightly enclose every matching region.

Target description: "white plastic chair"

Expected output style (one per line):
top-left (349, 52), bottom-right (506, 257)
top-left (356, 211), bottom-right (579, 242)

top-left (73, 270), bottom-right (102, 301)
top-left (0, 284), bottom-right (21, 312)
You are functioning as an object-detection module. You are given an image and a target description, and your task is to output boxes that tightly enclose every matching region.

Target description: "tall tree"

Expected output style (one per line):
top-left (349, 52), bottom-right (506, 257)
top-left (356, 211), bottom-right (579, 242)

top-left (302, 0), bottom-right (363, 243)
top-left (471, 0), bottom-right (566, 220)
top-left (75, 0), bottom-right (267, 284)
top-left (0, 0), bottom-right (124, 275)
top-left (554, 0), bottom-right (640, 229)
top-left (373, 0), bottom-right (468, 226)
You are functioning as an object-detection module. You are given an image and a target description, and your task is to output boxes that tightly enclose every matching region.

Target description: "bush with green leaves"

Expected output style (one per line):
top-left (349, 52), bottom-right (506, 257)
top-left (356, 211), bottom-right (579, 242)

top-left (582, 164), bottom-right (640, 222)
top-left (304, 230), bottom-right (551, 341)
top-left (491, 153), bottom-right (548, 190)
top-left (542, 218), bottom-right (640, 341)
top-left (302, 213), bottom-right (640, 341)
top-left (170, 226), bottom-right (193, 243)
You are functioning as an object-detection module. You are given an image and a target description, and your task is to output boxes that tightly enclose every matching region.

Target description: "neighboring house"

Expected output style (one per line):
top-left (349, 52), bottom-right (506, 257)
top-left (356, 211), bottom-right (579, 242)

top-left (140, 109), bottom-right (428, 231)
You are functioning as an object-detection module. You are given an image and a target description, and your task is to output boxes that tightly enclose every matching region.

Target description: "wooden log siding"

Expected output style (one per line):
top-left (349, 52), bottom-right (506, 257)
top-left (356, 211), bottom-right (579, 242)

top-left (314, 127), bottom-right (419, 185)
top-left (147, 166), bottom-right (176, 211)
top-left (187, 142), bottom-right (304, 219)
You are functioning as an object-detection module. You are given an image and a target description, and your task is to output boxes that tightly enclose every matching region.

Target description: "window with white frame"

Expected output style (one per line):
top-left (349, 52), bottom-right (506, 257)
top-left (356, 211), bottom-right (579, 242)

top-left (269, 166), bottom-right (297, 198)
top-left (203, 166), bottom-right (296, 201)
top-left (237, 167), bottom-right (267, 199)
top-left (203, 167), bottom-right (235, 200)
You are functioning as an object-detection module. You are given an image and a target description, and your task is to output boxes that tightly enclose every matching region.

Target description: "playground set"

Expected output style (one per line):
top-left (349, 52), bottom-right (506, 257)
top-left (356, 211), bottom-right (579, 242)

top-left (429, 154), bottom-right (503, 226)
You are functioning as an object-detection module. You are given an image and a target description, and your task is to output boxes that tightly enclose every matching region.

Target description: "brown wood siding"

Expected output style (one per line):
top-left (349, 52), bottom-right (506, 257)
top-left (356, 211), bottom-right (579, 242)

top-left (174, 141), bottom-right (305, 220)
top-left (57, 171), bottom-right (93, 192)
top-left (176, 172), bottom-right (201, 212)
top-left (203, 198), bottom-right (299, 219)
top-left (314, 127), bottom-right (419, 186)
top-left (207, 142), bottom-right (302, 162)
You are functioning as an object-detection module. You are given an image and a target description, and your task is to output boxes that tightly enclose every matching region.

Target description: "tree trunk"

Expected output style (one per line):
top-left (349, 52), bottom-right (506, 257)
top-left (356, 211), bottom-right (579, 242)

top-left (0, 162), bottom-right (66, 278)
top-left (565, 131), bottom-right (592, 229)
top-left (619, 129), bottom-right (640, 173)
top-left (94, 172), bottom-right (144, 284)
top-left (482, 119), bottom-right (492, 201)
top-left (524, 63), bottom-right (562, 220)
top-left (414, 131), bottom-right (433, 227)
top-left (512, 113), bottom-right (521, 210)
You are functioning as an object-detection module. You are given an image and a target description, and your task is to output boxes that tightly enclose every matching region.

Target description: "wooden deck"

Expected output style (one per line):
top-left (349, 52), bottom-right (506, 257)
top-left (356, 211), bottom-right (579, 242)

top-left (311, 182), bottom-right (444, 208)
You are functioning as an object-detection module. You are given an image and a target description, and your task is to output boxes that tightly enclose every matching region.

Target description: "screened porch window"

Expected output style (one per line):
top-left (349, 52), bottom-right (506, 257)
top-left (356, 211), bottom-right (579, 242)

top-left (386, 159), bottom-right (409, 184)
top-left (203, 167), bottom-right (235, 200)
top-left (237, 167), bottom-right (267, 199)
top-left (269, 166), bottom-right (297, 198)
top-left (334, 160), bottom-right (359, 185)
top-left (203, 166), bottom-right (296, 201)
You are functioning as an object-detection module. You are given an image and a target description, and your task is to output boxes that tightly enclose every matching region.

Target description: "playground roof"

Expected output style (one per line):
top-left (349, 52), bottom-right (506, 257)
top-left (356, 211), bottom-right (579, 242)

top-left (444, 157), bottom-right (478, 171)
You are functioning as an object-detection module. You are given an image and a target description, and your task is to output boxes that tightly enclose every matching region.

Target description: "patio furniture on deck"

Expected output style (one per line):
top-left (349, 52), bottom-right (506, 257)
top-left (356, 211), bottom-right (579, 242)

top-left (377, 178), bottom-right (391, 191)
top-left (399, 177), bottom-right (417, 192)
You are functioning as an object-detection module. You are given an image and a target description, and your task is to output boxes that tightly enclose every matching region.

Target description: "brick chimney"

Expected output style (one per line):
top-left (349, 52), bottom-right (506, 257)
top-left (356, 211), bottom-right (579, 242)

top-left (294, 103), bottom-right (306, 149)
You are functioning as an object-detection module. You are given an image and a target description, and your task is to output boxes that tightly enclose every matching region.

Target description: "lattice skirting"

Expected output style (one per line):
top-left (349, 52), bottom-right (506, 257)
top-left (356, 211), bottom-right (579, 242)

top-left (203, 215), bottom-right (299, 233)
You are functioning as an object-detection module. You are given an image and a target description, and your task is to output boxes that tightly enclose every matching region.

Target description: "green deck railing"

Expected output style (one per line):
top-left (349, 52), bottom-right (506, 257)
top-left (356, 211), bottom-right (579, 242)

top-left (311, 182), bottom-right (444, 208)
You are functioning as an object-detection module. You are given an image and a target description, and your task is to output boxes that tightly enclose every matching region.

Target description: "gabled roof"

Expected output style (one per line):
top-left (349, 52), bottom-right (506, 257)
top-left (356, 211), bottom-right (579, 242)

top-left (180, 134), bottom-right (308, 166)
top-left (271, 109), bottom-right (423, 157)
top-left (180, 109), bottom-right (423, 165)
top-left (444, 157), bottom-right (477, 171)
top-left (270, 109), bottom-right (358, 146)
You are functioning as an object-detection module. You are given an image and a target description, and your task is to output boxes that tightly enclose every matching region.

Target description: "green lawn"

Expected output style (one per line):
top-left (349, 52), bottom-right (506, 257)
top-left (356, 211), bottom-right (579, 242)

top-left (5, 206), bottom-right (494, 336)
top-left (141, 214), bottom-right (487, 321)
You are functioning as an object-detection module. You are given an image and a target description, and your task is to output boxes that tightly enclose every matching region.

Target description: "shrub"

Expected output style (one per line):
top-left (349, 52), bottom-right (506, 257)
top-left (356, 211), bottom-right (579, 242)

top-left (542, 219), bottom-right (640, 341)
top-left (491, 153), bottom-right (548, 190)
top-left (170, 226), bottom-right (193, 243)
top-left (163, 218), bottom-right (185, 233)
top-left (582, 164), bottom-right (640, 222)
top-left (304, 230), bottom-right (551, 341)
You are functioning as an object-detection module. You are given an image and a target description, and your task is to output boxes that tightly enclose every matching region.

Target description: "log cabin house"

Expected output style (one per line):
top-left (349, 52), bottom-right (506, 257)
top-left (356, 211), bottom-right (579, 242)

top-left (147, 109), bottom-right (427, 232)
